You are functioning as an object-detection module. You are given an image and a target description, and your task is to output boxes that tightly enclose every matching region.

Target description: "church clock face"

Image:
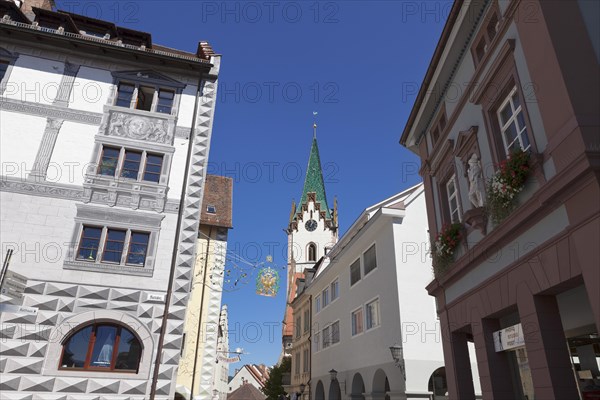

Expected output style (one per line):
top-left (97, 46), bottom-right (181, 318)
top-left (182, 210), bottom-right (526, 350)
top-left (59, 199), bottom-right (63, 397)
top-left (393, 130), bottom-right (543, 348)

top-left (305, 219), bottom-right (318, 232)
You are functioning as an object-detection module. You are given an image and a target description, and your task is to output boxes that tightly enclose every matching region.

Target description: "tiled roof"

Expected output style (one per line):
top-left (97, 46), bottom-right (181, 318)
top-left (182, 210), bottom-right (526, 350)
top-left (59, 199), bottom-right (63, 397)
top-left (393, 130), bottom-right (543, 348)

top-left (227, 383), bottom-right (266, 400)
top-left (200, 175), bottom-right (233, 228)
top-left (0, 0), bottom-right (215, 62)
top-left (297, 137), bottom-right (331, 219)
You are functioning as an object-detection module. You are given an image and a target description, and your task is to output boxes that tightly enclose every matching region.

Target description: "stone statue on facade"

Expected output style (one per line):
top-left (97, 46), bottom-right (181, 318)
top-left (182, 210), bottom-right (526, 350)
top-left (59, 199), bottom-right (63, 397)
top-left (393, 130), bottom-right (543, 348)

top-left (468, 153), bottom-right (486, 208)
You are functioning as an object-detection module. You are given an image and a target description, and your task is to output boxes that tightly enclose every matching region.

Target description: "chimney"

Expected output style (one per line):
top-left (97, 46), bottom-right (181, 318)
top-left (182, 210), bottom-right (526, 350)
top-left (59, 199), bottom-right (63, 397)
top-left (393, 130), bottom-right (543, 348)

top-left (17, 0), bottom-right (55, 21)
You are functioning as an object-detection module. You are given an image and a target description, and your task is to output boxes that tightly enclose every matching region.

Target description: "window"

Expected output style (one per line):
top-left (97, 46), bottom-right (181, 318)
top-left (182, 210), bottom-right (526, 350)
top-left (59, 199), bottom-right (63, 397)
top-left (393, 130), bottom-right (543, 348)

top-left (446, 175), bottom-right (462, 223)
top-left (308, 243), bottom-right (316, 262)
top-left (331, 279), bottom-right (339, 301)
top-left (352, 308), bottom-right (364, 336)
top-left (97, 145), bottom-right (164, 184)
top-left (115, 82), bottom-right (177, 114)
top-left (116, 82), bottom-right (135, 107)
top-left (157, 89), bottom-right (175, 114)
top-left (303, 310), bottom-right (310, 333)
top-left (303, 348), bottom-right (309, 372)
top-left (296, 316), bottom-right (302, 339)
top-left (0, 60), bottom-right (10, 82)
top-left (322, 326), bottom-right (330, 348)
top-left (126, 232), bottom-right (150, 265)
top-left (206, 205), bottom-right (217, 214)
top-left (366, 299), bottom-right (380, 330)
top-left (350, 259), bottom-right (361, 286)
top-left (98, 147), bottom-right (120, 177)
top-left (471, 5), bottom-right (500, 65)
top-left (142, 154), bottom-right (163, 183)
top-left (315, 296), bottom-right (321, 313)
top-left (363, 244), bottom-right (377, 276)
top-left (430, 107), bottom-right (447, 146)
top-left (102, 229), bottom-right (126, 263)
top-left (331, 321), bottom-right (340, 344)
top-left (314, 331), bottom-right (320, 351)
top-left (77, 225), bottom-right (151, 267)
top-left (60, 323), bottom-right (142, 372)
top-left (136, 86), bottom-right (154, 111)
top-left (497, 87), bottom-right (531, 155)
top-left (322, 287), bottom-right (330, 307)
top-left (294, 352), bottom-right (301, 375)
top-left (77, 226), bottom-right (102, 261)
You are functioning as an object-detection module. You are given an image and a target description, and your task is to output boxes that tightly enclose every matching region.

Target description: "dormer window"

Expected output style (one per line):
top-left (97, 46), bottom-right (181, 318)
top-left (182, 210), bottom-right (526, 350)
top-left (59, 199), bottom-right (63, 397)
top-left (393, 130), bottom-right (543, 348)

top-left (207, 205), bottom-right (217, 214)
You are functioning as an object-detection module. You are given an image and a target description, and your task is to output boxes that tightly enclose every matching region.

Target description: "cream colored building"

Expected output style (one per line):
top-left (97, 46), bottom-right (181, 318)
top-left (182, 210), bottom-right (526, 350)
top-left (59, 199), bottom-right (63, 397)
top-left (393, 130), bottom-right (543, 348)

top-left (176, 175), bottom-right (233, 400)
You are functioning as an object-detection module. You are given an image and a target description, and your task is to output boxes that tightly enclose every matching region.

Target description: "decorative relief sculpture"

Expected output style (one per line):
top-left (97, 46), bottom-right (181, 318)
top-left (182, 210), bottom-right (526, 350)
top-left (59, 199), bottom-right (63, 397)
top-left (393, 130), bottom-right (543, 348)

top-left (107, 112), bottom-right (172, 144)
top-left (467, 153), bottom-right (486, 208)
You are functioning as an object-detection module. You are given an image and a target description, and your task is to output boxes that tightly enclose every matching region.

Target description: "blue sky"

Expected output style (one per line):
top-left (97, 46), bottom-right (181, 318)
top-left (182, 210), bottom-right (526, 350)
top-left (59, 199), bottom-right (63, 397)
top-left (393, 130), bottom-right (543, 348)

top-left (56, 0), bottom-right (452, 367)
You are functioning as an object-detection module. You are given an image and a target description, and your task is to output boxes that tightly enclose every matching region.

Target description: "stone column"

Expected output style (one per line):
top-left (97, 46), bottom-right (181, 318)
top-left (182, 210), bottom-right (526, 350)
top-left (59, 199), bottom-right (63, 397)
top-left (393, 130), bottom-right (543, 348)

top-left (440, 312), bottom-right (476, 400)
top-left (518, 294), bottom-right (579, 399)
top-left (53, 62), bottom-right (80, 107)
top-left (472, 319), bottom-right (514, 399)
top-left (29, 118), bottom-right (64, 181)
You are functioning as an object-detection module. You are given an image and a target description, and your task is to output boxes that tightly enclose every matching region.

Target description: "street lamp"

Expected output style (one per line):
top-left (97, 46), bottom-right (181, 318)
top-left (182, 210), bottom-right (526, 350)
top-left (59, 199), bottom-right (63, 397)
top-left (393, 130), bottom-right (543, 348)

top-left (299, 383), bottom-right (306, 394)
top-left (389, 344), bottom-right (406, 380)
top-left (329, 369), bottom-right (338, 381)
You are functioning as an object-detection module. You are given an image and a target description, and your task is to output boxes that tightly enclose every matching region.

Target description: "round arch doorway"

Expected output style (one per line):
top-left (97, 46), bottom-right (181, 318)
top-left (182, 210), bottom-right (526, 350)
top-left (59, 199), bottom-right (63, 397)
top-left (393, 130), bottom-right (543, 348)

top-left (314, 380), bottom-right (325, 400)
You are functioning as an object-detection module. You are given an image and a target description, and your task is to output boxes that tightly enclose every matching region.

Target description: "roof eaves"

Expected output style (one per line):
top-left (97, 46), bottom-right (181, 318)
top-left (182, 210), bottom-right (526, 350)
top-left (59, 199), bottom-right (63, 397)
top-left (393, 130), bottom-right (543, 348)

top-left (400, 0), bottom-right (464, 148)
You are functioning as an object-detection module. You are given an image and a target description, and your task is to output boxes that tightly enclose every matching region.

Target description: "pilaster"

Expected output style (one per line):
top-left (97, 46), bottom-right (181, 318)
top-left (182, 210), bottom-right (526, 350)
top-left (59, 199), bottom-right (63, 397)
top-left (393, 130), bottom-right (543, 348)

top-left (29, 118), bottom-right (64, 181)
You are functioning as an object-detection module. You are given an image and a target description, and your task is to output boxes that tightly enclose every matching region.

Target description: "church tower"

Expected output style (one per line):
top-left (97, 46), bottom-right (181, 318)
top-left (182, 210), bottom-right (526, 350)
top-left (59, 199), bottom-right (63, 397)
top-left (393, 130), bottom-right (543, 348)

top-left (281, 124), bottom-right (338, 356)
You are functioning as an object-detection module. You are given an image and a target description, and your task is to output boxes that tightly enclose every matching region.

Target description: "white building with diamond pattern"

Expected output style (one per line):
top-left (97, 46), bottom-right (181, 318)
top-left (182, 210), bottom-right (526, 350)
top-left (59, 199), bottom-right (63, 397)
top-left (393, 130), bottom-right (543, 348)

top-left (0, 0), bottom-right (221, 398)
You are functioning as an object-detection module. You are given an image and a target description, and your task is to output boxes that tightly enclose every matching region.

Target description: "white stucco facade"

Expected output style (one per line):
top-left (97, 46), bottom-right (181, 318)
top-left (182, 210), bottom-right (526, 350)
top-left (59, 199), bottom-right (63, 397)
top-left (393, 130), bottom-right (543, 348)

top-left (308, 184), bottom-right (481, 400)
top-left (0, 2), bottom-right (221, 398)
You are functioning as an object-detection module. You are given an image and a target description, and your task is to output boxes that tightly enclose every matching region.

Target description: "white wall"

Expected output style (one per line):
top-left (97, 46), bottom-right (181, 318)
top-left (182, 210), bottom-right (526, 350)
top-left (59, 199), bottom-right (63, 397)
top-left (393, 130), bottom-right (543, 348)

top-left (228, 367), bottom-right (263, 393)
top-left (0, 111), bottom-right (46, 179)
top-left (3, 55), bottom-right (63, 104)
top-left (48, 121), bottom-right (98, 186)
top-left (69, 66), bottom-right (113, 113)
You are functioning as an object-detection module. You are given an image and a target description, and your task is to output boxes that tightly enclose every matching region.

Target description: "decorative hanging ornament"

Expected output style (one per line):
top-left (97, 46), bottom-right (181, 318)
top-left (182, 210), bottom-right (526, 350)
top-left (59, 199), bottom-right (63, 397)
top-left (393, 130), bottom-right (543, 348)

top-left (256, 266), bottom-right (279, 297)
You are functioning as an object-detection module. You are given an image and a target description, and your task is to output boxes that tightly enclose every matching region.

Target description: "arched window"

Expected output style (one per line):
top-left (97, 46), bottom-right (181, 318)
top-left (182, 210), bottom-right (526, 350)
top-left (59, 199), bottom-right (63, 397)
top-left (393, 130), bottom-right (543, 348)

top-left (308, 243), bottom-right (317, 262)
top-left (60, 323), bottom-right (142, 372)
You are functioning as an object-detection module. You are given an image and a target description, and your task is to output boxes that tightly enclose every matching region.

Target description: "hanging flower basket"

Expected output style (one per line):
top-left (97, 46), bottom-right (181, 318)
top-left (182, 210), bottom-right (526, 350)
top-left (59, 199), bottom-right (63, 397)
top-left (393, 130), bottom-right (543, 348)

top-left (486, 149), bottom-right (530, 225)
top-left (431, 223), bottom-right (464, 277)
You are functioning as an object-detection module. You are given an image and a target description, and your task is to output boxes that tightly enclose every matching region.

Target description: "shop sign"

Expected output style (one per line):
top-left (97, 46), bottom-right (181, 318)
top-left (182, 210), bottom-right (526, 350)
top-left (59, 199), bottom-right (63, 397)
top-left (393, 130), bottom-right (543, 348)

top-left (493, 323), bottom-right (525, 352)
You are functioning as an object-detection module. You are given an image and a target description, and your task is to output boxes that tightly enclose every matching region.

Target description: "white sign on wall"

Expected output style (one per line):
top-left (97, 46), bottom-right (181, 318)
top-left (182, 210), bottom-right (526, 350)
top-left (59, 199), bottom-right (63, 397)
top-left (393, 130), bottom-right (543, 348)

top-left (0, 270), bottom-right (28, 299)
top-left (493, 323), bottom-right (525, 352)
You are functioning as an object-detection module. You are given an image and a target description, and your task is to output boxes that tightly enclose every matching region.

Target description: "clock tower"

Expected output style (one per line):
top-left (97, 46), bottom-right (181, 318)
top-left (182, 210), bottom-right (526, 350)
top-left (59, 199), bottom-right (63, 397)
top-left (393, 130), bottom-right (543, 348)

top-left (281, 124), bottom-right (338, 356)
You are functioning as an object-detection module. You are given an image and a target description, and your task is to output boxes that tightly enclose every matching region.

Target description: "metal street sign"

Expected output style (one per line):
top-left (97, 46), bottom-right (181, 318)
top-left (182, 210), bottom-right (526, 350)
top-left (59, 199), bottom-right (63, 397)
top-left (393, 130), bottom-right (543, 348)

top-left (0, 270), bottom-right (28, 299)
top-left (0, 304), bottom-right (38, 315)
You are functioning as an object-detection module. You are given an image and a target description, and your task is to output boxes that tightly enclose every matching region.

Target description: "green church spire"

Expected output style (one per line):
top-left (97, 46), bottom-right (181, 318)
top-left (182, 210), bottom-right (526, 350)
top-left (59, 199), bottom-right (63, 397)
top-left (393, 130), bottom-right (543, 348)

top-left (298, 129), bottom-right (331, 219)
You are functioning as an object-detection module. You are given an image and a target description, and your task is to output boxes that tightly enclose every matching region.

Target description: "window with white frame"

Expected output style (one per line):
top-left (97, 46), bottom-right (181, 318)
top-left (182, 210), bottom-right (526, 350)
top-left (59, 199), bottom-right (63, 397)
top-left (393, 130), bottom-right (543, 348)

top-left (331, 279), bottom-right (339, 301)
top-left (98, 145), bottom-right (164, 183)
top-left (364, 244), bottom-right (377, 275)
top-left (352, 308), bottom-right (364, 336)
top-left (331, 321), bottom-right (340, 344)
top-left (350, 258), bottom-right (361, 286)
top-left (322, 326), bottom-right (330, 348)
top-left (115, 82), bottom-right (175, 114)
top-left (77, 225), bottom-right (150, 267)
top-left (315, 296), bottom-right (321, 313)
top-left (322, 287), bottom-right (330, 307)
top-left (446, 174), bottom-right (462, 223)
top-left (497, 86), bottom-right (531, 155)
top-left (366, 299), bottom-right (380, 330)
top-left (314, 331), bottom-right (320, 351)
